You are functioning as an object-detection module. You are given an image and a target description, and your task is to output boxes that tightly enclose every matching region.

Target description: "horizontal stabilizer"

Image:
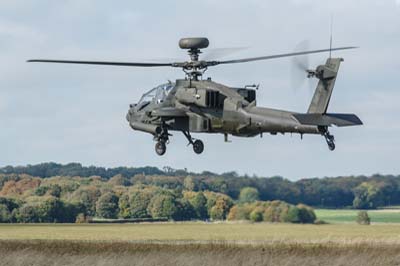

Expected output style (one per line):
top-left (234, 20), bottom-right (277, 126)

top-left (293, 113), bottom-right (363, 127)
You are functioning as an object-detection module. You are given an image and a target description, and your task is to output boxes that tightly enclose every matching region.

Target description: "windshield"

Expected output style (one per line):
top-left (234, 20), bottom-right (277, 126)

top-left (138, 83), bottom-right (175, 105)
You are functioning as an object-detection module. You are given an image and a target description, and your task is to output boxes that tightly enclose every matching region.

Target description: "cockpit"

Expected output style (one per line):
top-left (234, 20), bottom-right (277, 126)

top-left (138, 83), bottom-right (175, 106)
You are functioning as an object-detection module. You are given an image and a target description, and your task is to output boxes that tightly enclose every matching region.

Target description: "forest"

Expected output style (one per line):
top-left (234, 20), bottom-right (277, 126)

top-left (0, 173), bottom-right (315, 224)
top-left (0, 162), bottom-right (398, 223)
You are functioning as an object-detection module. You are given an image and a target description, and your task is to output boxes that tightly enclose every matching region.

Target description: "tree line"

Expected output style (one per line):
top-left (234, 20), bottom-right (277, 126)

top-left (0, 174), bottom-right (316, 224)
top-left (1, 163), bottom-right (398, 209)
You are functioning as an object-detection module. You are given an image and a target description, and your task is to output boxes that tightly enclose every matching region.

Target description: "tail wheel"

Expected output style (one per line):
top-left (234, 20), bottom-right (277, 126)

top-left (155, 141), bottom-right (166, 156)
top-left (193, 139), bottom-right (204, 154)
top-left (328, 141), bottom-right (335, 151)
top-left (322, 129), bottom-right (336, 151)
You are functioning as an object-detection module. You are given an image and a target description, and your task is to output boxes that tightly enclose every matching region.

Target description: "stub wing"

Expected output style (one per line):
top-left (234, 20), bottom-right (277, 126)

top-left (293, 113), bottom-right (363, 127)
top-left (151, 107), bottom-right (187, 117)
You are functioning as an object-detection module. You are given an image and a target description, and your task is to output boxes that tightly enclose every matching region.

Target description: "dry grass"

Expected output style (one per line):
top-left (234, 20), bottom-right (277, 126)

top-left (1, 223), bottom-right (400, 265)
top-left (1, 240), bottom-right (400, 266)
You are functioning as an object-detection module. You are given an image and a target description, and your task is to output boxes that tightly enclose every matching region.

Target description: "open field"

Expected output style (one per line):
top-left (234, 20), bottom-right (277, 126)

top-left (315, 209), bottom-right (400, 223)
top-left (2, 222), bottom-right (400, 243)
top-left (1, 223), bottom-right (400, 265)
top-left (1, 239), bottom-right (400, 266)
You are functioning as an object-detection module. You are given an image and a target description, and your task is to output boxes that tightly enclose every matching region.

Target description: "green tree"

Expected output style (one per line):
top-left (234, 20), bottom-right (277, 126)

top-left (13, 205), bottom-right (41, 223)
top-left (95, 192), bottom-right (119, 219)
top-left (128, 190), bottom-right (154, 218)
top-left (249, 207), bottom-right (263, 222)
top-left (353, 182), bottom-right (384, 209)
top-left (72, 187), bottom-right (101, 216)
top-left (356, 211), bottom-right (371, 225)
top-left (37, 197), bottom-right (66, 222)
top-left (108, 174), bottom-right (131, 186)
top-left (148, 194), bottom-right (178, 219)
top-left (0, 204), bottom-right (11, 222)
top-left (49, 184), bottom-right (62, 197)
top-left (34, 186), bottom-right (48, 196)
top-left (189, 192), bottom-right (208, 219)
top-left (285, 206), bottom-right (301, 223)
top-left (239, 187), bottom-right (259, 203)
top-left (0, 197), bottom-right (20, 213)
top-left (118, 194), bottom-right (131, 218)
top-left (206, 197), bottom-right (217, 216)
top-left (297, 204), bottom-right (316, 224)
top-left (183, 176), bottom-right (196, 191)
top-left (227, 204), bottom-right (253, 221)
top-left (63, 201), bottom-right (85, 222)
top-left (174, 198), bottom-right (196, 221)
top-left (210, 196), bottom-right (233, 220)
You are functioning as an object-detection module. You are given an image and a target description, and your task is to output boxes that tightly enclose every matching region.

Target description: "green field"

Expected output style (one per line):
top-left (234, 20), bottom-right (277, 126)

top-left (315, 209), bottom-right (400, 224)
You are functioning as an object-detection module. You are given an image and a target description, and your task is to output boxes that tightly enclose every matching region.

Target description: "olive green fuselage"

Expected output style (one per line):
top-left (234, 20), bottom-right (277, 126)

top-left (127, 79), bottom-right (319, 138)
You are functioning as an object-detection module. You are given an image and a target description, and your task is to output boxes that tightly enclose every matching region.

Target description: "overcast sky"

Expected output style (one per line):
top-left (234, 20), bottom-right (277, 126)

top-left (1, 0), bottom-right (399, 180)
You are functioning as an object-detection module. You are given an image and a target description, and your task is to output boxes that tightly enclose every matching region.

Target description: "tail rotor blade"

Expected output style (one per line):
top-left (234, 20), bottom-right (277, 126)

top-left (290, 40), bottom-right (310, 90)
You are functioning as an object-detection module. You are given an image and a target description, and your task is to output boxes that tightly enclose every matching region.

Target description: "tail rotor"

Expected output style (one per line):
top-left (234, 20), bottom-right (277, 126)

top-left (290, 40), bottom-right (314, 94)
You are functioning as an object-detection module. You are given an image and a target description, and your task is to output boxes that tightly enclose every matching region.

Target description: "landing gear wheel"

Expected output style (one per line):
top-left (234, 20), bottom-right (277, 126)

top-left (322, 129), bottom-right (336, 151)
top-left (155, 141), bottom-right (166, 156)
top-left (328, 141), bottom-right (335, 151)
top-left (193, 139), bottom-right (204, 154)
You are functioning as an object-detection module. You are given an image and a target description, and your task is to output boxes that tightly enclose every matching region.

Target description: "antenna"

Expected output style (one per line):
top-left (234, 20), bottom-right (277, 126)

top-left (329, 15), bottom-right (333, 59)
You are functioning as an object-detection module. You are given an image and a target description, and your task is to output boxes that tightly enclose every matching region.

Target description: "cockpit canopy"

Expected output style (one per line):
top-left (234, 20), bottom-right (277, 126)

top-left (138, 83), bottom-right (175, 105)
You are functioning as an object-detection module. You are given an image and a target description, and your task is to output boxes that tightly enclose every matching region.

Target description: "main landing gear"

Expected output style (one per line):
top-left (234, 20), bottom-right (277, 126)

top-left (182, 131), bottom-right (204, 154)
top-left (154, 129), bottom-right (204, 156)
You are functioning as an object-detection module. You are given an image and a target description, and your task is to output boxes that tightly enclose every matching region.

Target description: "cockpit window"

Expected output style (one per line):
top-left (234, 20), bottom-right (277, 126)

top-left (138, 83), bottom-right (175, 105)
top-left (154, 83), bottom-right (174, 103)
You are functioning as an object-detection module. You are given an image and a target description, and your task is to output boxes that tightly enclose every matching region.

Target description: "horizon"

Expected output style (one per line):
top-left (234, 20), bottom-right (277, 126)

top-left (1, 161), bottom-right (396, 180)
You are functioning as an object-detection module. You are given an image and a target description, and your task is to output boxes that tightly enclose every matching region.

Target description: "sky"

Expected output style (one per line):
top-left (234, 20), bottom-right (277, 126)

top-left (0, 0), bottom-right (399, 180)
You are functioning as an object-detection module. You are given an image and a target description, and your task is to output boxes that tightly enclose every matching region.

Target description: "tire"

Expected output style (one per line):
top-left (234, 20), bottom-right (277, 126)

top-left (328, 142), bottom-right (335, 151)
top-left (193, 140), bottom-right (204, 154)
top-left (155, 141), bottom-right (166, 156)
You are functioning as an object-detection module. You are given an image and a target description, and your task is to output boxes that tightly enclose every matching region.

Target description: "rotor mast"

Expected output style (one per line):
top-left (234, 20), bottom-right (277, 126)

top-left (179, 38), bottom-right (210, 81)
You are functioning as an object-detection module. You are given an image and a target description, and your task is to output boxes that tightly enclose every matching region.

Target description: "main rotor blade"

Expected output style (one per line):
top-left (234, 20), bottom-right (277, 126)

top-left (214, 46), bottom-right (358, 65)
top-left (27, 59), bottom-right (175, 67)
top-left (202, 47), bottom-right (249, 60)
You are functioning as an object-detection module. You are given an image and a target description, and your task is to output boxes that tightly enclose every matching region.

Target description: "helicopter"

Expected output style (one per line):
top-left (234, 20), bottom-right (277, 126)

top-left (28, 37), bottom-right (362, 156)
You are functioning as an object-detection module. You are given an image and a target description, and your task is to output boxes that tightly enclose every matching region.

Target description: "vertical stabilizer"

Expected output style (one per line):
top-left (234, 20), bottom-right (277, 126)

top-left (307, 58), bottom-right (342, 114)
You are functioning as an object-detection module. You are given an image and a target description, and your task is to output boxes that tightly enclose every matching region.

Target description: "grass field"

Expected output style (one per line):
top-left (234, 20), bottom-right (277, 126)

top-left (315, 209), bottom-right (400, 224)
top-left (2, 209), bottom-right (400, 266)
top-left (1, 222), bottom-right (400, 266)
top-left (1, 222), bottom-right (400, 243)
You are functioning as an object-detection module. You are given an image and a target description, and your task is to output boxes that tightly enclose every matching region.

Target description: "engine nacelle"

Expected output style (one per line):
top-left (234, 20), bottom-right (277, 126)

top-left (175, 88), bottom-right (224, 108)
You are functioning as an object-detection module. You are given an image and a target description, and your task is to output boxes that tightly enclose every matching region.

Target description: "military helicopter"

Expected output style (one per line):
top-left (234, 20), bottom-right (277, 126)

top-left (28, 37), bottom-right (362, 156)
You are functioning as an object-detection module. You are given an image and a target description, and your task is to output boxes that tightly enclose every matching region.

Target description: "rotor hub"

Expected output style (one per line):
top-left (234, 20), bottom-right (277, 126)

top-left (178, 38), bottom-right (210, 80)
top-left (179, 38), bottom-right (209, 50)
